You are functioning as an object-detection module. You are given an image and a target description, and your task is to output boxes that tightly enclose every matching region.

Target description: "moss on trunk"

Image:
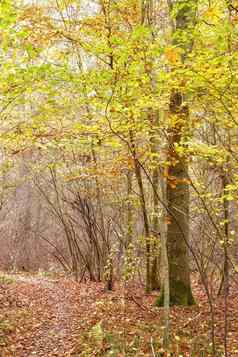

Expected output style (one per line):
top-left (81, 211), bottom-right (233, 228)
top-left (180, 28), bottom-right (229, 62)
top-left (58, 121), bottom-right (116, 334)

top-left (155, 280), bottom-right (195, 307)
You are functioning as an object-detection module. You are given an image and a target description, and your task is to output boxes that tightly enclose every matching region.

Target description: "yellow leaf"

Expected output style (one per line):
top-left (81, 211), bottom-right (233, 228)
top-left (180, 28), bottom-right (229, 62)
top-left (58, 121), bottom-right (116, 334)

top-left (164, 47), bottom-right (180, 64)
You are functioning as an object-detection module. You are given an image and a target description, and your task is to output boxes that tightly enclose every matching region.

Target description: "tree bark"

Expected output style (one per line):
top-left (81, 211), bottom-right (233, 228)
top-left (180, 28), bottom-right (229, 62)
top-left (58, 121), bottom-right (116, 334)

top-left (166, 92), bottom-right (194, 305)
top-left (150, 151), bottom-right (160, 291)
top-left (129, 130), bottom-right (151, 293)
top-left (157, 0), bottom-right (197, 306)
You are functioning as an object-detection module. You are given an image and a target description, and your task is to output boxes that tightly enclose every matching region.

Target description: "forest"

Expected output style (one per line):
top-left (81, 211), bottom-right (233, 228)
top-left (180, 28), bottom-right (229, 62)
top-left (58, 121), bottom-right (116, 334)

top-left (0, 0), bottom-right (237, 356)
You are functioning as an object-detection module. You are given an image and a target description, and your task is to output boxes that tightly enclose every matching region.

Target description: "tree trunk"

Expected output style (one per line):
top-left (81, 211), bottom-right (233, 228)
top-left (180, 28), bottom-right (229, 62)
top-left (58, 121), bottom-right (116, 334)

top-left (150, 161), bottom-right (160, 290)
top-left (129, 130), bottom-right (151, 293)
top-left (166, 91), bottom-right (194, 305)
top-left (126, 169), bottom-right (133, 248)
top-left (157, 0), bottom-right (197, 305)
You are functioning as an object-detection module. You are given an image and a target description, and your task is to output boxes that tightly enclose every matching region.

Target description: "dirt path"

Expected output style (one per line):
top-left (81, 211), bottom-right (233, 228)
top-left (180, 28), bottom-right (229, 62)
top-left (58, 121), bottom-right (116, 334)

top-left (5, 274), bottom-right (83, 357)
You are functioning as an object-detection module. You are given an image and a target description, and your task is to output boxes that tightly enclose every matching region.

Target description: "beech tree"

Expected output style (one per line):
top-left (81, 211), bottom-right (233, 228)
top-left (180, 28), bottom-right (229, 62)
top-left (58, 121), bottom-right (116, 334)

top-left (156, 0), bottom-right (197, 306)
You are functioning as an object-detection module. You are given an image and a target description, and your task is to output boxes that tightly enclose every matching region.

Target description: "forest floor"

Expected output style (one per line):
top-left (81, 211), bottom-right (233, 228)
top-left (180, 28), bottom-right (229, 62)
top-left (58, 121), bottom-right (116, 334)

top-left (0, 272), bottom-right (237, 356)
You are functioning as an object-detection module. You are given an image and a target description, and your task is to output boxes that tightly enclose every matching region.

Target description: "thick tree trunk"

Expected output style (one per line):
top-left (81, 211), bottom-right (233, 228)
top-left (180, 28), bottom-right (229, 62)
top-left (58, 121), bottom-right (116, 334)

top-left (156, 0), bottom-right (197, 306)
top-left (156, 92), bottom-right (194, 306)
top-left (167, 91), bottom-right (194, 305)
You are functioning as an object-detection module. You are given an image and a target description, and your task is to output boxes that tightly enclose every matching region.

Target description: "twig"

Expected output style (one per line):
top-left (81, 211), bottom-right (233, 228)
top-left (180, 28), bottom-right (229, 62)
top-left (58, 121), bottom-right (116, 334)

top-left (150, 337), bottom-right (156, 357)
top-left (181, 312), bottom-right (202, 329)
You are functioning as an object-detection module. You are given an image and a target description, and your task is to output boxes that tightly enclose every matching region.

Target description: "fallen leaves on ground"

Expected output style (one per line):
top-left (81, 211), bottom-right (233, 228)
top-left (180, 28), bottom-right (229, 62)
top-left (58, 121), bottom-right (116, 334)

top-left (0, 273), bottom-right (237, 356)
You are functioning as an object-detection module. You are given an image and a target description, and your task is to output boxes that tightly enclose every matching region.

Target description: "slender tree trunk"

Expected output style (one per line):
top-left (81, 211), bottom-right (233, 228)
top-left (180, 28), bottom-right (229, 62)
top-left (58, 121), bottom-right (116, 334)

top-left (129, 130), bottom-right (151, 293)
top-left (126, 169), bottom-right (133, 248)
top-left (150, 149), bottom-right (160, 290)
top-left (218, 168), bottom-right (230, 357)
top-left (91, 144), bottom-right (113, 289)
top-left (141, 0), bottom-right (159, 291)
